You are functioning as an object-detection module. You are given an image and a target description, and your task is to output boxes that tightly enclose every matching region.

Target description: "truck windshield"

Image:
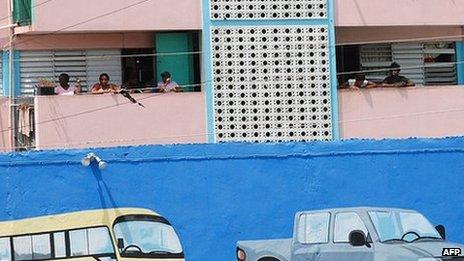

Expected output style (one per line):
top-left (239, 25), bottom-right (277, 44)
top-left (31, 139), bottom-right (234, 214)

top-left (369, 211), bottom-right (441, 242)
top-left (113, 215), bottom-right (183, 258)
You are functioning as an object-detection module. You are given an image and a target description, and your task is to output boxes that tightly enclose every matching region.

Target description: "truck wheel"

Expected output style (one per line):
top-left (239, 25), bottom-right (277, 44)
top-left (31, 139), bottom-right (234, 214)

top-left (258, 258), bottom-right (280, 261)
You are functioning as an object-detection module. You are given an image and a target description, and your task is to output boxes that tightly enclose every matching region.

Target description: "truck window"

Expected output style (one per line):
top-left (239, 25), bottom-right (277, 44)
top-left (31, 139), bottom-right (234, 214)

top-left (0, 238), bottom-right (11, 261)
top-left (297, 212), bottom-right (330, 244)
top-left (334, 212), bottom-right (368, 243)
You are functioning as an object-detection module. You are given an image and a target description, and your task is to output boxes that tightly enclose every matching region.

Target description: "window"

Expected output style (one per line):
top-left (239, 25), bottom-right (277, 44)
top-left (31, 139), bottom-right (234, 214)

top-left (0, 238), bottom-right (11, 261)
top-left (359, 42), bottom-right (457, 86)
top-left (369, 211), bottom-right (440, 242)
top-left (13, 234), bottom-right (52, 261)
top-left (114, 219), bottom-right (183, 256)
top-left (13, 236), bottom-right (32, 261)
top-left (88, 228), bottom-right (114, 255)
top-left (334, 212), bottom-right (368, 243)
top-left (70, 227), bottom-right (114, 257)
top-left (297, 212), bottom-right (330, 244)
top-left (13, 0), bottom-right (32, 26)
top-left (19, 50), bottom-right (122, 96)
top-left (31, 234), bottom-right (50, 260)
top-left (53, 232), bottom-right (66, 258)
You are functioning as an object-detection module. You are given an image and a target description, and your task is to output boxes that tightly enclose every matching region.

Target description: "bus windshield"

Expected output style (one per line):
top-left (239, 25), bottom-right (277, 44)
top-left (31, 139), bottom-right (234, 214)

top-left (114, 216), bottom-right (183, 258)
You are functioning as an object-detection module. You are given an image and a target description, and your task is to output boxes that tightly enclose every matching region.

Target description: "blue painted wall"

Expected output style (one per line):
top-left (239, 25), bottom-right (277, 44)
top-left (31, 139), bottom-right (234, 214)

top-left (1, 138), bottom-right (464, 260)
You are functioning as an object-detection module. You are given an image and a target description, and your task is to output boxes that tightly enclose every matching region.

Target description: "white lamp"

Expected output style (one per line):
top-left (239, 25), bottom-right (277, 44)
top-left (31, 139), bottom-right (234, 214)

top-left (81, 153), bottom-right (107, 170)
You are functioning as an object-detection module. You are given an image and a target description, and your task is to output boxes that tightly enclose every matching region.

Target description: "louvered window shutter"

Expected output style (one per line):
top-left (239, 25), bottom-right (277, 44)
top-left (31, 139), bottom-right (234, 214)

top-left (424, 42), bottom-right (457, 85)
top-left (360, 44), bottom-right (393, 82)
top-left (19, 51), bottom-right (54, 96)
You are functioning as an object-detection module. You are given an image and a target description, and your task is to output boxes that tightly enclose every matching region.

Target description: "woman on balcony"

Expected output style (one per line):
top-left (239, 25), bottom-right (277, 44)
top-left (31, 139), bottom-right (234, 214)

top-left (91, 73), bottom-right (120, 94)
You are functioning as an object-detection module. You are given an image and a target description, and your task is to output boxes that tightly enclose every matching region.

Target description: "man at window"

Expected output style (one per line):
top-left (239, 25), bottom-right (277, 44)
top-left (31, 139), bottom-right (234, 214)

top-left (382, 62), bottom-right (415, 87)
top-left (157, 72), bottom-right (182, 93)
top-left (55, 73), bottom-right (81, 95)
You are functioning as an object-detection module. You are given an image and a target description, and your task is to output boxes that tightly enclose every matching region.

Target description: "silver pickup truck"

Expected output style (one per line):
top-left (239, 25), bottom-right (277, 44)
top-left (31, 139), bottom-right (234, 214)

top-left (237, 207), bottom-right (464, 261)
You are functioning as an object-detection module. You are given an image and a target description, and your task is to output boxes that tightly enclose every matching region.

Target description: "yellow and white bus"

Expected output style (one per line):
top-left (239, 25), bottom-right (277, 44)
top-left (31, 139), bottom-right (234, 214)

top-left (0, 208), bottom-right (184, 261)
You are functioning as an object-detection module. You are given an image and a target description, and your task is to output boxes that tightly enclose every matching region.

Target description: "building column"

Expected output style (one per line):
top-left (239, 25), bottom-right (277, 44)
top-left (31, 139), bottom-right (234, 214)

top-left (2, 51), bottom-right (21, 97)
top-left (456, 41), bottom-right (464, 85)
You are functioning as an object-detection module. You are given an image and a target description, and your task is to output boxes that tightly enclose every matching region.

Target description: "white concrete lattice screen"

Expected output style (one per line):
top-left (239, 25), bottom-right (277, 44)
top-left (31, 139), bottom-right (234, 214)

top-left (211, 26), bottom-right (332, 142)
top-left (210, 0), bottom-right (327, 20)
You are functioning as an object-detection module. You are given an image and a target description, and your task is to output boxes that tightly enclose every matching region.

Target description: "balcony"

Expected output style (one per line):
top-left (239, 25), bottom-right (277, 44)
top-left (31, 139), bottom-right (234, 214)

top-left (339, 86), bottom-right (464, 139)
top-left (33, 92), bottom-right (207, 150)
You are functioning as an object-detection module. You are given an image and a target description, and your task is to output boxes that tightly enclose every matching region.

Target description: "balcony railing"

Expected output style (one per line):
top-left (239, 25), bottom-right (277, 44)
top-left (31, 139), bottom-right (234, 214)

top-left (33, 92), bottom-right (207, 150)
top-left (1, 86), bottom-right (464, 151)
top-left (339, 86), bottom-right (464, 139)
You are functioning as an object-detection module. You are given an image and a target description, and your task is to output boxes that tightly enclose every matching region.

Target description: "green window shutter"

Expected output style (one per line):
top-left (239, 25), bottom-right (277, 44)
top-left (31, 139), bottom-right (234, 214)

top-left (13, 0), bottom-right (32, 26)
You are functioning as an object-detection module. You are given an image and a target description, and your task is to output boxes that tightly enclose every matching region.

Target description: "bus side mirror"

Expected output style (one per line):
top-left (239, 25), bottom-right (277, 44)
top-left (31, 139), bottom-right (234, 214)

top-left (117, 238), bottom-right (125, 250)
top-left (349, 230), bottom-right (370, 248)
top-left (436, 225), bottom-right (446, 239)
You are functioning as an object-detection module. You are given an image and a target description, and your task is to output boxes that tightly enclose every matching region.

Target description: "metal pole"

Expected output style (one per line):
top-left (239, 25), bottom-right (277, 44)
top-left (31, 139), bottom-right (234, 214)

top-left (8, 0), bottom-right (15, 151)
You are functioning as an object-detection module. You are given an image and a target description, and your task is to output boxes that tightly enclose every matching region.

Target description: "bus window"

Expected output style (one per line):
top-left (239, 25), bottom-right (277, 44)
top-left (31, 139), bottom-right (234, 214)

top-left (53, 232), bottom-right (66, 258)
top-left (13, 236), bottom-right (32, 261)
top-left (88, 227), bottom-right (114, 255)
top-left (70, 227), bottom-right (115, 258)
top-left (114, 216), bottom-right (183, 258)
top-left (0, 238), bottom-right (11, 261)
top-left (70, 229), bottom-right (87, 256)
top-left (31, 234), bottom-right (51, 260)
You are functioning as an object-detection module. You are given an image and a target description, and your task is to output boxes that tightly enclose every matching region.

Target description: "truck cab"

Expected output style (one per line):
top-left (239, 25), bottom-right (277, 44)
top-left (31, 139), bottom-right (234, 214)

top-left (237, 207), bottom-right (464, 261)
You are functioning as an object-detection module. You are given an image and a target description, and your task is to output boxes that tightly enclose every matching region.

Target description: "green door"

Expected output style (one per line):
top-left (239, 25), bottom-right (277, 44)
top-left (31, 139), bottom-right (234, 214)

top-left (155, 32), bottom-right (195, 91)
top-left (14, 0), bottom-right (32, 25)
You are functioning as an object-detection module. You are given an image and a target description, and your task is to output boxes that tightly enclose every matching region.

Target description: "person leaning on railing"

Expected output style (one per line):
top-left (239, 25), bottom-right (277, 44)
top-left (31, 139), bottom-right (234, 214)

top-left (90, 73), bottom-right (120, 94)
top-left (381, 62), bottom-right (415, 87)
top-left (55, 73), bottom-right (82, 95)
top-left (339, 73), bottom-right (377, 90)
top-left (157, 71), bottom-right (183, 93)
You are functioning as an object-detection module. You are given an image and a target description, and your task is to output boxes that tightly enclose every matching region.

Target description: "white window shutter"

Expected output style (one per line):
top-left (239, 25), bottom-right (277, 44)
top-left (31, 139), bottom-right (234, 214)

top-left (360, 44), bottom-right (393, 82)
top-left (85, 50), bottom-right (122, 89)
top-left (392, 43), bottom-right (425, 86)
top-left (19, 51), bottom-right (54, 96)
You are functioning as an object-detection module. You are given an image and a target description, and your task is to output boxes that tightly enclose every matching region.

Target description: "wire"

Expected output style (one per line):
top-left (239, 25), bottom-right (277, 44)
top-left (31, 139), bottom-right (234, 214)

top-left (3, 0), bottom-right (155, 50)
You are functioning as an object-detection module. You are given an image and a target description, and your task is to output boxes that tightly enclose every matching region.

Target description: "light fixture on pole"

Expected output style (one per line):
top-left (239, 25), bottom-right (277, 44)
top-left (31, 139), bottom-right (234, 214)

top-left (81, 153), bottom-right (108, 170)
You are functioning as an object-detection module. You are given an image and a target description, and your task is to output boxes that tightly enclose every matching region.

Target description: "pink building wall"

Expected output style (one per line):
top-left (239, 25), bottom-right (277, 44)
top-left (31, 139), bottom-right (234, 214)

top-left (30, 0), bottom-right (202, 33)
top-left (339, 87), bottom-right (464, 140)
top-left (335, 0), bottom-right (464, 26)
top-left (336, 26), bottom-right (464, 45)
top-left (0, 98), bottom-right (12, 152)
top-left (13, 32), bottom-right (154, 50)
top-left (25, 0), bottom-right (464, 33)
top-left (0, 0), bottom-right (10, 48)
top-left (34, 93), bottom-right (207, 150)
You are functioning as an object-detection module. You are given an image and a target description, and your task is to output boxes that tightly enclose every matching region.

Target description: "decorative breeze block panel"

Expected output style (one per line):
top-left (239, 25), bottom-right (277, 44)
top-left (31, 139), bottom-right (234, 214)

top-left (211, 26), bottom-right (332, 142)
top-left (210, 0), bottom-right (327, 20)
